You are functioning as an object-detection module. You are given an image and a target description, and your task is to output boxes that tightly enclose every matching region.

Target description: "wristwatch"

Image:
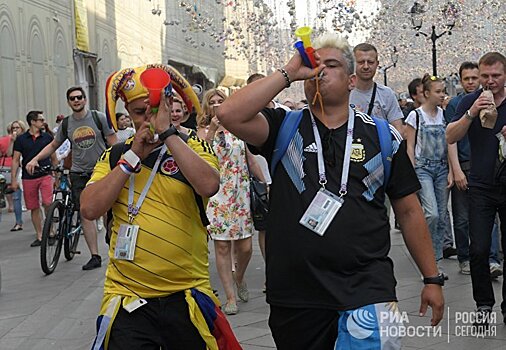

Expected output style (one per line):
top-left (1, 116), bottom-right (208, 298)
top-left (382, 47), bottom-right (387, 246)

top-left (423, 273), bottom-right (445, 286)
top-left (464, 110), bottom-right (475, 121)
top-left (122, 149), bottom-right (141, 169)
top-left (158, 125), bottom-right (179, 142)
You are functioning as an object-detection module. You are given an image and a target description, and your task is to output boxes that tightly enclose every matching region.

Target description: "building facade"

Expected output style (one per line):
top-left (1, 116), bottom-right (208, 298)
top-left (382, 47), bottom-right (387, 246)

top-left (0, 0), bottom-right (225, 131)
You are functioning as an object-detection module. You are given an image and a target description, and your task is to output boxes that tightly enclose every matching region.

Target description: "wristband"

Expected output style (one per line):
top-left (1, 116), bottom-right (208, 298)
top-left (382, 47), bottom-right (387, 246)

top-left (118, 163), bottom-right (133, 175)
top-left (122, 150), bottom-right (141, 169)
top-left (159, 125), bottom-right (179, 142)
top-left (117, 159), bottom-right (141, 174)
top-left (277, 68), bottom-right (291, 88)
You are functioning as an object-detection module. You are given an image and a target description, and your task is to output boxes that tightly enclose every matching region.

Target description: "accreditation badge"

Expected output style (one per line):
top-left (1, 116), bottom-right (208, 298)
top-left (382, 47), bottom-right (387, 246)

top-left (299, 188), bottom-right (343, 236)
top-left (114, 224), bottom-right (139, 261)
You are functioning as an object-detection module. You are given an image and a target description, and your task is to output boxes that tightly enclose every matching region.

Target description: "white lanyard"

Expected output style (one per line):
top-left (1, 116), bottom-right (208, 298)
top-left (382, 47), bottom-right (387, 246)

top-left (127, 144), bottom-right (167, 223)
top-left (309, 107), bottom-right (355, 197)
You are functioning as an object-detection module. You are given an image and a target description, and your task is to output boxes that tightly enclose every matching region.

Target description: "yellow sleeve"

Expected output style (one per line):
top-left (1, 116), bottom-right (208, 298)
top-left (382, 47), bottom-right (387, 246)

top-left (187, 133), bottom-right (219, 172)
top-left (87, 147), bottom-right (112, 185)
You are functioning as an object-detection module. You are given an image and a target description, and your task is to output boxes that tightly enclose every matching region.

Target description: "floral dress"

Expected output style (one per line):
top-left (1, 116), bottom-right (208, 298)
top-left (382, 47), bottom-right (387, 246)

top-left (207, 129), bottom-right (255, 240)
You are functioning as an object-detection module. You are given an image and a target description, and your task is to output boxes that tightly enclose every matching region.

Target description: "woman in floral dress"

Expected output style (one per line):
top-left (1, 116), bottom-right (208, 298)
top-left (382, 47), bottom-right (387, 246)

top-left (197, 89), bottom-right (265, 315)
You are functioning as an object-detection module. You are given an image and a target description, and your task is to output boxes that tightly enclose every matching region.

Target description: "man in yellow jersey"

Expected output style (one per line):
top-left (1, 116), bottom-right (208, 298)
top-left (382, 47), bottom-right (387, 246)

top-left (81, 65), bottom-right (239, 350)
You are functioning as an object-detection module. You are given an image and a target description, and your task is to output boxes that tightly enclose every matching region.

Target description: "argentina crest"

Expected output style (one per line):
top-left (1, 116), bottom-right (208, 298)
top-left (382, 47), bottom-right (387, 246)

top-left (351, 138), bottom-right (365, 162)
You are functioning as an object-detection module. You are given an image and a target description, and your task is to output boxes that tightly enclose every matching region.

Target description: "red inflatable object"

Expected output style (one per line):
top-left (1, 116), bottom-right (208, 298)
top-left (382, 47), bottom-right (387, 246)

top-left (140, 68), bottom-right (171, 108)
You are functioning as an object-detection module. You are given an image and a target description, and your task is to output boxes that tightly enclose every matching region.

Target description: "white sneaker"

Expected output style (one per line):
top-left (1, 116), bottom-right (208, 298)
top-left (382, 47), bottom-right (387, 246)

top-left (437, 261), bottom-right (449, 280)
top-left (490, 262), bottom-right (503, 279)
top-left (459, 261), bottom-right (471, 275)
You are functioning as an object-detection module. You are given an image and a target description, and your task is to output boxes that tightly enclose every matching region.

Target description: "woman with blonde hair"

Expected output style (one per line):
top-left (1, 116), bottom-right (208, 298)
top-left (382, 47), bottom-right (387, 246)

top-left (1, 120), bottom-right (27, 230)
top-left (198, 89), bottom-right (265, 315)
top-left (405, 74), bottom-right (449, 278)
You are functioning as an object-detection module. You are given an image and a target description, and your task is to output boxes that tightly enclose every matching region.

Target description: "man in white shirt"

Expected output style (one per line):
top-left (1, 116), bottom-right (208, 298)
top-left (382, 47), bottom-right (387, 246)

top-left (350, 43), bottom-right (404, 134)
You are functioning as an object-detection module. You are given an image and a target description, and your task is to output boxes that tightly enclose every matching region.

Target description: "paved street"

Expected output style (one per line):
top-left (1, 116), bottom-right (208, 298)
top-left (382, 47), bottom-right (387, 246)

top-left (1, 210), bottom-right (506, 349)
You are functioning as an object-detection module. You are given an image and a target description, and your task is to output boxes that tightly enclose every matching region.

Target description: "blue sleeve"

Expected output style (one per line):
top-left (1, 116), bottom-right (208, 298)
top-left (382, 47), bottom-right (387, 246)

top-left (452, 92), bottom-right (478, 123)
top-left (445, 98), bottom-right (457, 124)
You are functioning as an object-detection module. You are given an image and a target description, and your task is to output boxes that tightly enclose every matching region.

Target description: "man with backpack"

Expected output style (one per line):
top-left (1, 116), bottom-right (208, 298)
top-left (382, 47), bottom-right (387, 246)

top-left (26, 86), bottom-right (117, 270)
top-left (217, 32), bottom-right (444, 349)
top-left (350, 43), bottom-right (404, 134)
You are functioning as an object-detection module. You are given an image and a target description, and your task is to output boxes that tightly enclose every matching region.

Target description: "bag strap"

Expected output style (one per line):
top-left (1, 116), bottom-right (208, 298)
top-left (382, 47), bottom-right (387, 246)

top-left (62, 116), bottom-right (69, 142)
top-left (270, 109), bottom-right (304, 173)
top-left (91, 110), bottom-right (108, 144)
top-left (372, 116), bottom-right (393, 186)
top-left (414, 109), bottom-right (420, 148)
top-left (367, 82), bottom-right (378, 116)
top-left (243, 141), bottom-right (252, 175)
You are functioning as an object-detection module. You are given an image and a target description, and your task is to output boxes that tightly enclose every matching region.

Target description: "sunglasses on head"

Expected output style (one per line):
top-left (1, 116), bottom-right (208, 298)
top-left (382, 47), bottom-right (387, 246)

top-left (69, 95), bottom-right (84, 101)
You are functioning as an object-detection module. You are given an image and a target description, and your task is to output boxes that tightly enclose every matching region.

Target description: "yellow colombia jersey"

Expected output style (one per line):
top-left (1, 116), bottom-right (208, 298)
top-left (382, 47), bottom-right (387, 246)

top-left (89, 134), bottom-right (219, 298)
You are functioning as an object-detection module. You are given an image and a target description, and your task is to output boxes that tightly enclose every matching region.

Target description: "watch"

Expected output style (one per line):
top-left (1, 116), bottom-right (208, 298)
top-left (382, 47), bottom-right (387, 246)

top-left (423, 273), bottom-right (445, 286)
top-left (464, 110), bottom-right (475, 121)
top-left (122, 149), bottom-right (141, 169)
top-left (158, 125), bottom-right (179, 142)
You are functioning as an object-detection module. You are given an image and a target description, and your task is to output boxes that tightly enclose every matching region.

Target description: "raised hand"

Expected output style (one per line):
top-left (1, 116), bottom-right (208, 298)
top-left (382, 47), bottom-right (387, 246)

top-left (130, 121), bottom-right (159, 160)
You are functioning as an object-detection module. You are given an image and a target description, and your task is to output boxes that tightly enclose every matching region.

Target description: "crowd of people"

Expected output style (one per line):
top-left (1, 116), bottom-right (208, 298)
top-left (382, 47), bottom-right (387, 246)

top-left (1, 29), bottom-right (505, 349)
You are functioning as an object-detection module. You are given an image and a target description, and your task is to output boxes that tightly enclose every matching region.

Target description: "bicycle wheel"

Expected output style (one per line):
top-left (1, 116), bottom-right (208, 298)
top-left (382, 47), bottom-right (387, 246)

top-left (64, 210), bottom-right (81, 261)
top-left (40, 201), bottom-right (64, 275)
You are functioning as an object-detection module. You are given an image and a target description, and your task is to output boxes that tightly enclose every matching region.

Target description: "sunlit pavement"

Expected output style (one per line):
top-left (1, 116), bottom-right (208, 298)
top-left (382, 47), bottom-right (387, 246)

top-left (1, 211), bottom-right (505, 349)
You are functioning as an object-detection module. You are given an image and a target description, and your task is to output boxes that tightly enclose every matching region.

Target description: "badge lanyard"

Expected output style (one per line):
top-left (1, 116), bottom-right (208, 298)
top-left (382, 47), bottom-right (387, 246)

top-left (127, 144), bottom-right (167, 223)
top-left (309, 107), bottom-right (355, 197)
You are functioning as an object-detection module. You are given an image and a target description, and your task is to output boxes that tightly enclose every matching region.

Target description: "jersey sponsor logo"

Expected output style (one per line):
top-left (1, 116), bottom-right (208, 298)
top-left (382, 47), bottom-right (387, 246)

top-left (161, 157), bottom-right (179, 175)
top-left (124, 78), bottom-right (135, 91)
top-left (72, 126), bottom-right (97, 150)
top-left (303, 142), bottom-right (318, 153)
top-left (351, 138), bottom-right (366, 162)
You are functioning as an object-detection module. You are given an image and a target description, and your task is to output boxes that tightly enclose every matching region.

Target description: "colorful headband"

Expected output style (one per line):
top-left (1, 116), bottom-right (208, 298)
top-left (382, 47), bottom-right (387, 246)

top-left (105, 64), bottom-right (202, 131)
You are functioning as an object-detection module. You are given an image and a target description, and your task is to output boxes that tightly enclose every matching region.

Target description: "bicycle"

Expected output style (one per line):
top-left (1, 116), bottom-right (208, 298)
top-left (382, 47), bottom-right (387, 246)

top-left (39, 166), bottom-right (82, 275)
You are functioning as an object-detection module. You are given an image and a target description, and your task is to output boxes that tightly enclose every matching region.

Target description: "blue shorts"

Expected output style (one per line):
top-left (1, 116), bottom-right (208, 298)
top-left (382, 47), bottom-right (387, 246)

top-left (269, 302), bottom-right (403, 350)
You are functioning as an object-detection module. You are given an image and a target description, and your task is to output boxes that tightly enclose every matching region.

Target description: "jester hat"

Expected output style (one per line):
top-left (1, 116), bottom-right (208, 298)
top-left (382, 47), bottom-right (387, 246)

top-left (105, 64), bottom-right (202, 131)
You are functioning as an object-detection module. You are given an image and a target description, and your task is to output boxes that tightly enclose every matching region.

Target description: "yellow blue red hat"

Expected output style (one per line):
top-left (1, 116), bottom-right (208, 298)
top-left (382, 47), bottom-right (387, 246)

top-left (105, 64), bottom-right (201, 131)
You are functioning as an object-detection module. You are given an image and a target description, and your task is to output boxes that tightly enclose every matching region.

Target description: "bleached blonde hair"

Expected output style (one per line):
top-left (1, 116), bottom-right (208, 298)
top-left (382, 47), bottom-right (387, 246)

top-left (313, 33), bottom-right (355, 75)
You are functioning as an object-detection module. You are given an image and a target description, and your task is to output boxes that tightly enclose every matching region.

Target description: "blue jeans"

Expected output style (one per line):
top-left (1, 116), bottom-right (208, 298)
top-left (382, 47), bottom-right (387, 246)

top-left (468, 186), bottom-right (506, 312)
top-left (451, 170), bottom-right (501, 264)
top-left (442, 207), bottom-right (453, 249)
top-left (490, 218), bottom-right (501, 265)
top-left (12, 188), bottom-right (23, 225)
top-left (415, 160), bottom-right (449, 262)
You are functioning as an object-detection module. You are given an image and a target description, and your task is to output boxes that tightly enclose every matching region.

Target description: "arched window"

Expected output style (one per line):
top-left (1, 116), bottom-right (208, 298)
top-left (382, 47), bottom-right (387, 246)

top-left (31, 32), bottom-right (47, 112)
top-left (0, 25), bottom-right (18, 126)
top-left (54, 31), bottom-right (69, 114)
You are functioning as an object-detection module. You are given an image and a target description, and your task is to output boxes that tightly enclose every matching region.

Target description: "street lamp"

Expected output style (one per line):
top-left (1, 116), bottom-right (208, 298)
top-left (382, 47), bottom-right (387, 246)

top-left (380, 46), bottom-right (399, 87)
top-left (410, 1), bottom-right (456, 77)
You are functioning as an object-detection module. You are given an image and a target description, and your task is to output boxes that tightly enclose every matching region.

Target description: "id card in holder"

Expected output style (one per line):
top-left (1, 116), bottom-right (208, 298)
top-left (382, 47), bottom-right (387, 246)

top-left (299, 188), bottom-right (343, 236)
top-left (114, 224), bottom-right (139, 261)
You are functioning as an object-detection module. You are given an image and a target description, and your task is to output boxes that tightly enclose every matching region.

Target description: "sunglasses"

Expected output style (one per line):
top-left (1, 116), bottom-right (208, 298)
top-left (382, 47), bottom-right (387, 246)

top-left (69, 95), bottom-right (84, 101)
top-left (36, 118), bottom-right (45, 122)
